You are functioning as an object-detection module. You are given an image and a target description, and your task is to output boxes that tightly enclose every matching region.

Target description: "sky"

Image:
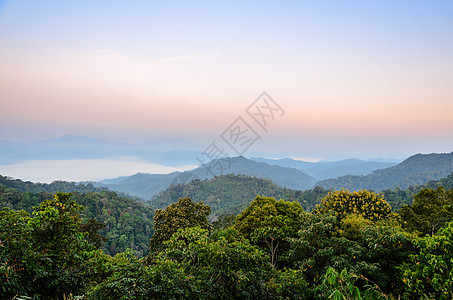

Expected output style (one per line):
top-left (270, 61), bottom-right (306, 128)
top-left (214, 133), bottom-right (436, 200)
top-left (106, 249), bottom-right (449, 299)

top-left (0, 0), bottom-right (453, 181)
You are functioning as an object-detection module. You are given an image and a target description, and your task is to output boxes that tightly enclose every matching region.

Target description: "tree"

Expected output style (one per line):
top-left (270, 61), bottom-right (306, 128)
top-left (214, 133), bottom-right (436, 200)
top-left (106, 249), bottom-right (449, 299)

top-left (0, 192), bottom-right (107, 299)
top-left (288, 212), bottom-right (415, 294)
top-left (160, 226), bottom-right (272, 298)
top-left (401, 221), bottom-right (453, 299)
top-left (313, 267), bottom-right (386, 300)
top-left (79, 218), bottom-right (108, 248)
top-left (212, 213), bottom-right (236, 230)
top-left (265, 268), bottom-right (309, 299)
top-left (400, 187), bottom-right (453, 236)
top-left (89, 227), bottom-right (272, 299)
top-left (0, 207), bottom-right (32, 297)
top-left (148, 197), bottom-right (212, 252)
top-left (235, 195), bottom-right (304, 267)
top-left (314, 189), bottom-right (392, 222)
top-left (85, 251), bottom-right (196, 300)
top-left (26, 192), bottom-right (105, 298)
top-left (0, 183), bottom-right (155, 258)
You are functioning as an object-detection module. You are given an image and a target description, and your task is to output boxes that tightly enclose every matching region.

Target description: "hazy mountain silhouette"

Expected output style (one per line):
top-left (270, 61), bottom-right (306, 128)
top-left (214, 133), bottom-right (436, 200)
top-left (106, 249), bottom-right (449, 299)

top-left (317, 152), bottom-right (453, 191)
top-left (250, 157), bottom-right (398, 180)
top-left (93, 156), bottom-right (317, 199)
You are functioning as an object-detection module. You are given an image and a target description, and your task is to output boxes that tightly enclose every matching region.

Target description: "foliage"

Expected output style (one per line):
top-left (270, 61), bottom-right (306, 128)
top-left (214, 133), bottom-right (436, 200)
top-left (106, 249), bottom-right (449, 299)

top-left (212, 213), bottom-right (236, 230)
top-left (265, 268), bottom-right (309, 299)
top-left (0, 184), bottom-right (154, 257)
top-left (0, 175), bottom-right (108, 195)
top-left (150, 174), bottom-right (329, 218)
top-left (159, 227), bottom-right (272, 299)
top-left (424, 172), bottom-right (453, 190)
top-left (360, 172), bottom-right (453, 212)
top-left (289, 212), bottom-right (415, 294)
top-left (312, 267), bottom-right (386, 300)
top-left (3, 170), bottom-right (453, 299)
top-left (75, 190), bottom-right (154, 257)
top-left (85, 252), bottom-right (196, 300)
top-left (288, 212), bottom-right (338, 280)
top-left (400, 187), bottom-right (453, 236)
top-left (80, 218), bottom-right (108, 248)
top-left (0, 193), bottom-right (109, 299)
top-left (152, 174), bottom-right (294, 218)
top-left (314, 189), bottom-right (392, 222)
top-left (380, 187), bottom-right (417, 211)
top-left (235, 196), bottom-right (304, 267)
top-left (0, 207), bottom-right (32, 297)
top-left (288, 186), bottom-right (329, 212)
top-left (401, 221), bottom-right (453, 299)
top-left (148, 197), bottom-right (212, 252)
top-left (89, 227), bottom-right (273, 299)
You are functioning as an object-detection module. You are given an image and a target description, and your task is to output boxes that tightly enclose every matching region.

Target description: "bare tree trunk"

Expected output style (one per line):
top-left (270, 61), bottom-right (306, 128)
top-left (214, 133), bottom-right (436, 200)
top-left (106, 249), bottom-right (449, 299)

top-left (265, 237), bottom-right (279, 268)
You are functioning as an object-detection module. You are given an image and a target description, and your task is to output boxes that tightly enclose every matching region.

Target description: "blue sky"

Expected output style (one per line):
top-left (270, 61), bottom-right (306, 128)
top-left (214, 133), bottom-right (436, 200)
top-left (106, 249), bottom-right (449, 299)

top-left (0, 0), bottom-right (453, 181)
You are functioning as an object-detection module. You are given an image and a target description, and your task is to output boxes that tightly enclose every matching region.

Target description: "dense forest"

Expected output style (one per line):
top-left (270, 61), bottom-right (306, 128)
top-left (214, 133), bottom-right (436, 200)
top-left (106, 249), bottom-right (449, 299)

top-left (151, 174), bottom-right (324, 218)
top-left (152, 172), bottom-right (453, 216)
top-left (0, 181), bottom-right (153, 257)
top-left (0, 175), bottom-right (110, 194)
top-left (2, 174), bottom-right (453, 299)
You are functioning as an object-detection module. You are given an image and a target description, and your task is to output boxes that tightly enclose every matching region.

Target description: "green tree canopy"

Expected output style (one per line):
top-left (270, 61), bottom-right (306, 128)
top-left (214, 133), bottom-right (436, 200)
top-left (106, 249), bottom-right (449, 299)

top-left (89, 227), bottom-right (273, 299)
top-left (0, 207), bottom-right (31, 296)
top-left (235, 195), bottom-right (304, 267)
top-left (0, 192), bottom-right (107, 299)
top-left (148, 197), bottom-right (212, 252)
top-left (289, 211), bottom-right (415, 294)
top-left (401, 221), bottom-right (453, 299)
top-left (400, 187), bottom-right (453, 236)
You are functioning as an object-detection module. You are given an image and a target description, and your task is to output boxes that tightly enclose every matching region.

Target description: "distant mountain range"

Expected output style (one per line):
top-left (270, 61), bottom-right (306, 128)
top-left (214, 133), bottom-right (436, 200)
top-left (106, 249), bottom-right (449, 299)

top-left (3, 170), bottom-right (453, 224)
top-left (92, 173), bottom-right (179, 200)
top-left (2, 153), bottom-right (453, 219)
top-left (2, 135), bottom-right (451, 199)
top-left (250, 157), bottom-right (398, 180)
top-left (92, 156), bottom-right (318, 199)
top-left (317, 152), bottom-right (453, 191)
top-left (91, 152), bottom-right (453, 200)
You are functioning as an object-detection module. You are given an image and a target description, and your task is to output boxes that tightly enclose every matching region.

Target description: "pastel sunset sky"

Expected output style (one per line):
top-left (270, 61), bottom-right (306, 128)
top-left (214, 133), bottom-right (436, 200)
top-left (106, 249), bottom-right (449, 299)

top-left (1, 0), bottom-right (453, 173)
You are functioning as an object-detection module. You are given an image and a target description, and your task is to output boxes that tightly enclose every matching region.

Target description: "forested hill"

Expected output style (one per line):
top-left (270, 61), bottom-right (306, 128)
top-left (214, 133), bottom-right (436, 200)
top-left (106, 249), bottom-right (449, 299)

top-left (150, 174), bottom-right (329, 219)
top-left (0, 175), bottom-right (109, 194)
top-left (0, 177), bottom-right (154, 257)
top-left (151, 172), bottom-right (453, 217)
top-left (317, 152), bottom-right (453, 192)
top-left (188, 156), bottom-right (318, 190)
top-left (422, 172), bottom-right (453, 190)
top-left (93, 156), bottom-right (318, 200)
top-left (93, 172), bottom-right (178, 200)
